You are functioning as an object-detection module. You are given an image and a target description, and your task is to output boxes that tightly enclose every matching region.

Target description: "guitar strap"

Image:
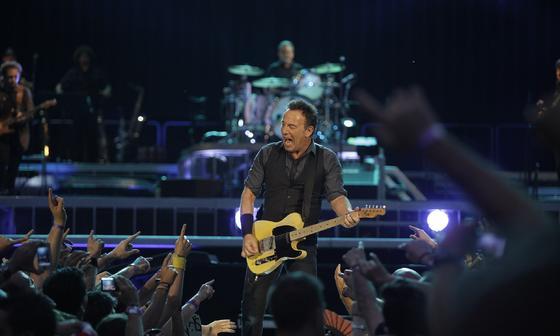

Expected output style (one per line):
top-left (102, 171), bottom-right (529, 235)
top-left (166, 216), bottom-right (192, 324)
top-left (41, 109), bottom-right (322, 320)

top-left (302, 145), bottom-right (322, 224)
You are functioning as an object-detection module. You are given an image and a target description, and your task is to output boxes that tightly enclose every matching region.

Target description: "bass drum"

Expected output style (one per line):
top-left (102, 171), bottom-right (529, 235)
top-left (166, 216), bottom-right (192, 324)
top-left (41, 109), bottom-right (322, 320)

top-left (266, 96), bottom-right (316, 138)
top-left (295, 69), bottom-right (323, 101)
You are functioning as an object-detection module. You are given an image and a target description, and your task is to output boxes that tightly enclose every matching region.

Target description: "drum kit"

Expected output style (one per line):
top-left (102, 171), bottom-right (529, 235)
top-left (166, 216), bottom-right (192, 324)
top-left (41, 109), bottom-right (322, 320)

top-left (223, 61), bottom-right (355, 145)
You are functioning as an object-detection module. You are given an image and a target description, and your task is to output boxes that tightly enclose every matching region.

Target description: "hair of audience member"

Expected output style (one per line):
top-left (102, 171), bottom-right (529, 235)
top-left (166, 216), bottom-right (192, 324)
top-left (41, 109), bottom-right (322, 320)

top-left (1, 271), bottom-right (37, 295)
top-left (43, 266), bottom-right (87, 318)
top-left (0, 291), bottom-right (57, 336)
top-left (84, 291), bottom-right (117, 329)
top-left (96, 313), bottom-right (127, 336)
top-left (381, 279), bottom-right (429, 336)
top-left (268, 272), bottom-right (325, 335)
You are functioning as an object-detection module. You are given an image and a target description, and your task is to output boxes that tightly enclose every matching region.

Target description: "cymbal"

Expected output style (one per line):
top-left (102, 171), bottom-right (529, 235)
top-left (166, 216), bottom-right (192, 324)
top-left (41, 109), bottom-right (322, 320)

top-left (252, 77), bottom-right (290, 89)
top-left (228, 64), bottom-right (264, 77)
top-left (312, 62), bottom-right (345, 75)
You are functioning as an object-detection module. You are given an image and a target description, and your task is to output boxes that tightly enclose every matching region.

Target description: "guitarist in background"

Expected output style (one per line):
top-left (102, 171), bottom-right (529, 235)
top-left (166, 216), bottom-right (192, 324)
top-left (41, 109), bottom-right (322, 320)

top-left (0, 61), bottom-right (33, 194)
top-left (239, 99), bottom-right (360, 336)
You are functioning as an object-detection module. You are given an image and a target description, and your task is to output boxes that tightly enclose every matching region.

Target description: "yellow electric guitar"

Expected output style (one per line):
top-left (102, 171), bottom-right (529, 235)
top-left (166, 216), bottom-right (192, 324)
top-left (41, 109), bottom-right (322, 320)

top-left (246, 205), bottom-right (386, 275)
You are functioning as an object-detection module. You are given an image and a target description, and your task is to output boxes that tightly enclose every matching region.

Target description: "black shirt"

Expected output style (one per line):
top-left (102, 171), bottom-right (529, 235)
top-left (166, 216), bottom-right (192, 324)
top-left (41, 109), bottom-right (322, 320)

top-left (266, 61), bottom-right (303, 79)
top-left (244, 141), bottom-right (347, 202)
top-left (59, 66), bottom-right (109, 96)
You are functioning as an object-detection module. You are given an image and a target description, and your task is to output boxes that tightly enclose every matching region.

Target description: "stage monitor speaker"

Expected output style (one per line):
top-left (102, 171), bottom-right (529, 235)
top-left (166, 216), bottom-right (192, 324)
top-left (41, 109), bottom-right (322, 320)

top-left (159, 179), bottom-right (223, 197)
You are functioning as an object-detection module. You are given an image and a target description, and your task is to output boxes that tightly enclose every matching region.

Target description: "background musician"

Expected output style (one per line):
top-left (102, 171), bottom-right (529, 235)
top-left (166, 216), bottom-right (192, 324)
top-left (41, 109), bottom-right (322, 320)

top-left (266, 40), bottom-right (303, 79)
top-left (0, 61), bottom-right (34, 194)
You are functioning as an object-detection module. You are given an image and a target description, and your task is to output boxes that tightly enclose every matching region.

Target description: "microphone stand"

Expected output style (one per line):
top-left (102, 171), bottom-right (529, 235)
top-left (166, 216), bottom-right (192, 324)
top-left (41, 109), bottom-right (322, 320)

top-left (30, 53), bottom-right (49, 195)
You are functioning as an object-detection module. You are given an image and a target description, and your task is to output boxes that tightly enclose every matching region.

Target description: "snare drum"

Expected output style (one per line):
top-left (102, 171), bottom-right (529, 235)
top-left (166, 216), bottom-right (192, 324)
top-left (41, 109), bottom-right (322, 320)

top-left (294, 69), bottom-right (323, 101)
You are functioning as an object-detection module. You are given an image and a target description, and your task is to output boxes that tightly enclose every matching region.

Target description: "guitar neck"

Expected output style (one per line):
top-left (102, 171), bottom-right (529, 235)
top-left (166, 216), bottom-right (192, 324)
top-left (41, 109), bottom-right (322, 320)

top-left (289, 214), bottom-right (348, 241)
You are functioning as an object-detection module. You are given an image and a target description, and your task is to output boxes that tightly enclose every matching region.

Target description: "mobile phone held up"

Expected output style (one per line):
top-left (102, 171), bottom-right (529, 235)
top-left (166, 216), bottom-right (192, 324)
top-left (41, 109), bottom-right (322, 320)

top-left (36, 246), bottom-right (51, 269)
top-left (101, 277), bottom-right (117, 292)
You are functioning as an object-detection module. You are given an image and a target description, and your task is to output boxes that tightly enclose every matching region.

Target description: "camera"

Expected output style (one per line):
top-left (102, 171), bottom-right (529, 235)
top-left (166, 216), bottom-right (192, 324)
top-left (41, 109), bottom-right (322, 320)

top-left (101, 277), bottom-right (117, 292)
top-left (36, 246), bottom-right (51, 269)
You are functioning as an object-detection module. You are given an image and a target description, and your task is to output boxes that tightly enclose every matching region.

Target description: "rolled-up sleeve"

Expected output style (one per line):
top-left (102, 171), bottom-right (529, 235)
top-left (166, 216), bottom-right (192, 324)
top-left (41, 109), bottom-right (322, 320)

top-left (322, 149), bottom-right (348, 201)
top-left (244, 146), bottom-right (269, 196)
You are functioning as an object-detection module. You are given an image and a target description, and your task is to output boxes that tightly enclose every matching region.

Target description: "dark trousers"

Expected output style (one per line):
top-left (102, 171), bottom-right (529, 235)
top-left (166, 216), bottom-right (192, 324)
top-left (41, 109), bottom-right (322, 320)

top-left (0, 134), bottom-right (22, 194)
top-left (240, 245), bottom-right (317, 336)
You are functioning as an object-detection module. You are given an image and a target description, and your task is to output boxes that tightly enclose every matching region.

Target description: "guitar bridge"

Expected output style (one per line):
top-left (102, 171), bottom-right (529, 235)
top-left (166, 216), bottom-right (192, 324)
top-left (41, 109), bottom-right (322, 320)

top-left (259, 237), bottom-right (275, 252)
top-left (255, 254), bottom-right (278, 265)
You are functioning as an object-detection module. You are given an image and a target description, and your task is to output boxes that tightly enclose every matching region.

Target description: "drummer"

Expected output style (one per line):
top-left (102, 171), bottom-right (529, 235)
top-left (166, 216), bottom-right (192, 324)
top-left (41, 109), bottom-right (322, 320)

top-left (266, 40), bottom-right (303, 79)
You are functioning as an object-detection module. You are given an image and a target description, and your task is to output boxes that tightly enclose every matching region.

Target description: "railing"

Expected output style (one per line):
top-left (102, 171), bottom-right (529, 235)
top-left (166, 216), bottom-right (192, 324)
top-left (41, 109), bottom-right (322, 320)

top-left (361, 122), bottom-right (548, 170)
top-left (3, 196), bottom-right (559, 247)
top-left (0, 196), bottom-right (479, 237)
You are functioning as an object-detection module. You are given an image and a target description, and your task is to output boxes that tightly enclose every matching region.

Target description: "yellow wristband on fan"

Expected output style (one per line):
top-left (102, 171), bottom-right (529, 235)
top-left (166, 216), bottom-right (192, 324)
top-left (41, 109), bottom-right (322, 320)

top-left (172, 254), bottom-right (186, 270)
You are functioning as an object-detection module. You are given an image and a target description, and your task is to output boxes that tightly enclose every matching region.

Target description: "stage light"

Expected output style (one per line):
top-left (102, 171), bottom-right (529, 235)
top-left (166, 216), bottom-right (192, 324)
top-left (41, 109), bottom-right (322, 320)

top-left (426, 209), bottom-right (449, 232)
top-left (43, 145), bottom-right (50, 157)
top-left (244, 130), bottom-right (254, 138)
top-left (342, 117), bottom-right (356, 128)
top-left (250, 138), bottom-right (256, 144)
top-left (137, 115), bottom-right (145, 122)
top-left (238, 119), bottom-right (244, 127)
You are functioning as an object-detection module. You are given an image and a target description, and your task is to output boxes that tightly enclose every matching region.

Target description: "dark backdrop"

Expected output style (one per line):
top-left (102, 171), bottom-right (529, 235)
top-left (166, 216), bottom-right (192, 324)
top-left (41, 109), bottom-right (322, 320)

top-left (2, 0), bottom-right (560, 125)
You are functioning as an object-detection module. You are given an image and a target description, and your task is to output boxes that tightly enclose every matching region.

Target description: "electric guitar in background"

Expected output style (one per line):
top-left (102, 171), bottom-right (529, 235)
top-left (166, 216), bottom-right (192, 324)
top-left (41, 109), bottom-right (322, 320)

top-left (0, 99), bottom-right (57, 136)
top-left (246, 205), bottom-right (386, 275)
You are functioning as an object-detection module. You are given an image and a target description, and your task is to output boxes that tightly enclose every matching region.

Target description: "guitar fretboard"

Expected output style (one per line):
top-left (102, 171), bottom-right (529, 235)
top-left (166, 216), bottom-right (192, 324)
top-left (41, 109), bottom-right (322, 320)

top-left (288, 215), bottom-right (347, 241)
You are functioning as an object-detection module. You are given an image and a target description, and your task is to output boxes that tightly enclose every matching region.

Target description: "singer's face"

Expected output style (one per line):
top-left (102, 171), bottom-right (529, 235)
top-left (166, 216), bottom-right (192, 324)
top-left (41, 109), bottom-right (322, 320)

top-left (556, 67), bottom-right (560, 82)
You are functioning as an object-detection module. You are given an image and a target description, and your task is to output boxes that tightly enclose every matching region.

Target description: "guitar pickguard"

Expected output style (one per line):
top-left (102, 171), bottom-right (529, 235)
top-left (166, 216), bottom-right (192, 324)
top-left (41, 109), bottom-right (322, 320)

top-left (272, 225), bottom-right (302, 259)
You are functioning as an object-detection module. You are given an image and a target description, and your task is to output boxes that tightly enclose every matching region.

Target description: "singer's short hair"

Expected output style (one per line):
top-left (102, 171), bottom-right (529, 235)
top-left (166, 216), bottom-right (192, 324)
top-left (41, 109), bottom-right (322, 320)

top-left (0, 61), bottom-right (22, 75)
top-left (287, 99), bottom-right (318, 132)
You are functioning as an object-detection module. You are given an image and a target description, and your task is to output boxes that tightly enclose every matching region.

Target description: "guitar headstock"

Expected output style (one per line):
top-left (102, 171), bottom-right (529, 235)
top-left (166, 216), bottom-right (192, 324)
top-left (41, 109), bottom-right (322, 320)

top-left (39, 99), bottom-right (57, 110)
top-left (357, 205), bottom-right (386, 218)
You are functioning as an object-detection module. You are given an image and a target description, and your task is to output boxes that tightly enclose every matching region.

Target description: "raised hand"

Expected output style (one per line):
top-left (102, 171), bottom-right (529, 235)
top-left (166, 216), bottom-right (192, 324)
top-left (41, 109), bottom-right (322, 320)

top-left (334, 264), bottom-right (353, 314)
top-left (114, 275), bottom-right (140, 306)
top-left (356, 252), bottom-right (394, 287)
top-left (409, 225), bottom-right (438, 248)
top-left (196, 279), bottom-right (216, 302)
top-left (174, 224), bottom-right (192, 257)
top-left (130, 256), bottom-right (152, 275)
top-left (159, 253), bottom-right (178, 285)
top-left (48, 188), bottom-right (67, 225)
top-left (342, 246), bottom-right (367, 268)
top-left (355, 87), bottom-right (439, 151)
top-left (108, 231), bottom-right (141, 260)
top-left (399, 239), bottom-right (435, 265)
top-left (8, 240), bottom-right (49, 274)
top-left (205, 319), bottom-right (236, 336)
top-left (0, 229), bottom-right (33, 252)
top-left (87, 230), bottom-right (105, 259)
